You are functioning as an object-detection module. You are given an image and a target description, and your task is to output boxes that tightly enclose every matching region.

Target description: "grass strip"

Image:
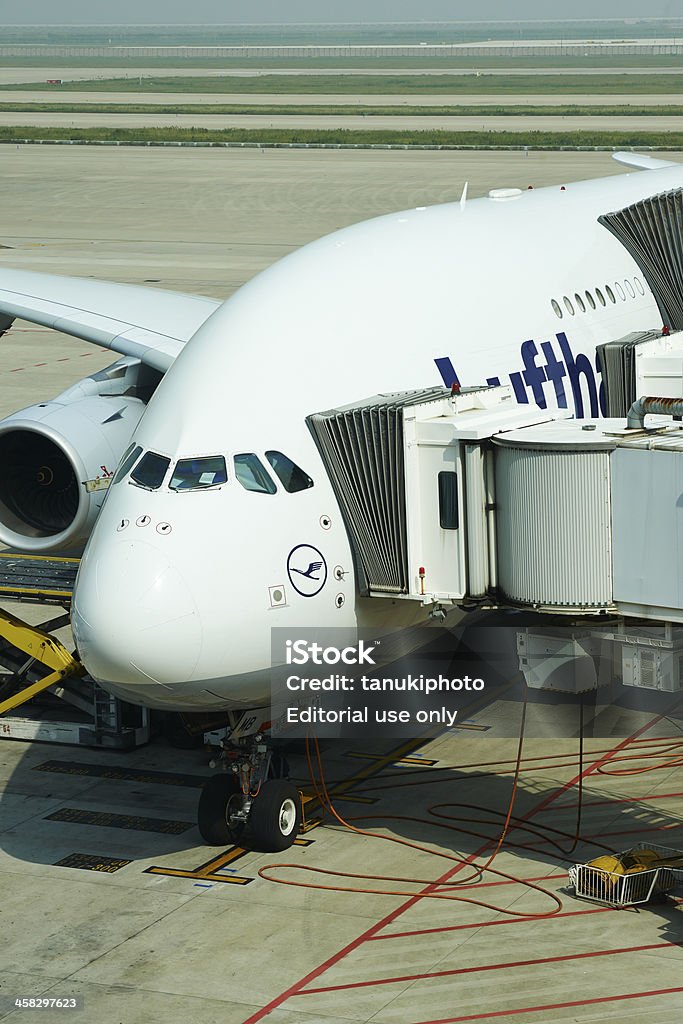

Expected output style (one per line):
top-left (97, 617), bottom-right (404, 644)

top-left (3, 74), bottom-right (683, 95)
top-left (1, 102), bottom-right (683, 117)
top-left (1, 125), bottom-right (683, 148)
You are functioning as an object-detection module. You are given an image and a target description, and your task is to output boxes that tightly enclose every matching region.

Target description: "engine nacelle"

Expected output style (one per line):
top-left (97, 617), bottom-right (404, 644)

top-left (0, 358), bottom-right (159, 552)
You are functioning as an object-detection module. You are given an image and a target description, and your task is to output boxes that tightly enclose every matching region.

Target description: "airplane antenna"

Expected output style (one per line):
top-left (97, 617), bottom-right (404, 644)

top-left (460, 181), bottom-right (469, 210)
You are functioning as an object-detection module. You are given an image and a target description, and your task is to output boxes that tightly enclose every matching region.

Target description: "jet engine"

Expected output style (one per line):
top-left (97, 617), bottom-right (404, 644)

top-left (0, 358), bottom-right (160, 553)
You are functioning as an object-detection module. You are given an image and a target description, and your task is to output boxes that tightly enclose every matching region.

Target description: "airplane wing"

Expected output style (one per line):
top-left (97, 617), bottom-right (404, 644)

top-left (612, 152), bottom-right (679, 171)
top-left (0, 268), bottom-right (221, 373)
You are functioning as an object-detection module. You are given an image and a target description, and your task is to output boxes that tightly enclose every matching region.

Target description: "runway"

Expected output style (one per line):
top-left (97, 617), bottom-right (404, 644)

top-left (0, 144), bottom-right (682, 1024)
top-left (4, 90), bottom-right (683, 107)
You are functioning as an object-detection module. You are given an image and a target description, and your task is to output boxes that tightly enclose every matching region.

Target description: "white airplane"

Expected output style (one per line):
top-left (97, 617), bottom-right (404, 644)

top-left (0, 150), bottom-right (680, 848)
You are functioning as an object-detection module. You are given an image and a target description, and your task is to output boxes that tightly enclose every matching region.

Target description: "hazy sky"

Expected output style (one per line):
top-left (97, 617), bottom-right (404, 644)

top-left (2, 1), bottom-right (680, 26)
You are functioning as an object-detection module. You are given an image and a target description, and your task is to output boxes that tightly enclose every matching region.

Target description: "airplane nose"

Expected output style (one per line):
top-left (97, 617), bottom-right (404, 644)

top-left (72, 540), bottom-right (202, 693)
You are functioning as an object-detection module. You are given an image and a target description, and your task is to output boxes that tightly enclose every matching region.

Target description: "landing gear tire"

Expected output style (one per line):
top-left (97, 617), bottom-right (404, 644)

top-left (249, 780), bottom-right (301, 852)
top-left (198, 774), bottom-right (244, 846)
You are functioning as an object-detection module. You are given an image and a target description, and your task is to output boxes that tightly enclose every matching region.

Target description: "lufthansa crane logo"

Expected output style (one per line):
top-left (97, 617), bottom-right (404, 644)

top-left (287, 544), bottom-right (328, 598)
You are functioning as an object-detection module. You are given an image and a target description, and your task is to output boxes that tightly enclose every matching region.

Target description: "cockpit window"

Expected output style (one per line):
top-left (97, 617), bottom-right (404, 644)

top-left (265, 451), bottom-right (313, 493)
top-left (130, 451), bottom-right (170, 490)
top-left (234, 453), bottom-right (277, 494)
top-left (170, 456), bottom-right (228, 491)
top-left (113, 443), bottom-right (142, 485)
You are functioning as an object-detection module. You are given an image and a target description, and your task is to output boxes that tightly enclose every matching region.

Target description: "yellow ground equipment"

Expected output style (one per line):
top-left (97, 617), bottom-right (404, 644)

top-left (0, 607), bottom-right (83, 716)
top-left (569, 843), bottom-right (683, 905)
top-left (0, 553), bottom-right (149, 748)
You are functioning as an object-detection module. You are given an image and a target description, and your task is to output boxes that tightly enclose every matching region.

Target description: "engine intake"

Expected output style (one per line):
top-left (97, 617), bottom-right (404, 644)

top-left (0, 429), bottom-right (79, 536)
top-left (0, 394), bottom-right (145, 552)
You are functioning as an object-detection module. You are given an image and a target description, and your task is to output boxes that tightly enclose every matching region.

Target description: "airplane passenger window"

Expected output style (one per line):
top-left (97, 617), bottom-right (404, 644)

top-left (615, 282), bottom-right (626, 301)
top-left (595, 287), bottom-right (606, 306)
top-left (130, 451), bottom-right (171, 490)
top-left (605, 285), bottom-right (616, 303)
top-left (438, 472), bottom-right (459, 530)
top-left (635, 277), bottom-right (645, 295)
top-left (265, 451), bottom-right (314, 493)
top-left (234, 454), bottom-right (277, 494)
top-left (563, 296), bottom-right (575, 315)
top-left (585, 290), bottom-right (596, 309)
top-left (113, 444), bottom-right (142, 485)
top-left (625, 279), bottom-right (635, 298)
top-left (574, 293), bottom-right (586, 313)
top-left (551, 299), bottom-right (563, 319)
top-left (170, 456), bottom-right (227, 491)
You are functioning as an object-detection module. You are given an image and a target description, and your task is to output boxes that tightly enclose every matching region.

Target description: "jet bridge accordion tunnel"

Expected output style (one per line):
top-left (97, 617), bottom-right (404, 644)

top-left (307, 384), bottom-right (683, 634)
top-left (597, 187), bottom-right (683, 417)
top-left (599, 186), bottom-right (683, 335)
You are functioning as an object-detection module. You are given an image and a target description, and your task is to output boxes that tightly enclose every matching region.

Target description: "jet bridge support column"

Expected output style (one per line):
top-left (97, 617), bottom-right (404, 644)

top-left (485, 448), bottom-right (498, 592)
top-left (464, 443), bottom-right (489, 597)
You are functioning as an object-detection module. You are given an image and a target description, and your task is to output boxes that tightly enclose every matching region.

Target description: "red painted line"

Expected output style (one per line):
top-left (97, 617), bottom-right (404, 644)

top-left (369, 904), bottom-right (611, 940)
top-left (412, 985), bottom-right (683, 1024)
top-left (438, 871), bottom-right (565, 894)
top-left (551, 789), bottom-right (683, 811)
top-left (239, 711), bottom-right (670, 1024)
top-left (512, 819), bottom-right (682, 855)
top-left (371, 896), bottom-right (683, 941)
top-left (298, 941), bottom-right (676, 995)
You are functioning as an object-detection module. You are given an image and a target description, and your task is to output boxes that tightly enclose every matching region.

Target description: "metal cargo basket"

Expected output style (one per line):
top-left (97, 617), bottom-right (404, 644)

top-left (569, 843), bottom-right (683, 906)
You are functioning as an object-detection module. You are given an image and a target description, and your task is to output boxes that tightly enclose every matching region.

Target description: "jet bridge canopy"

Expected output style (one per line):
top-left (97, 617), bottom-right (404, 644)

top-left (307, 388), bottom-right (446, 596)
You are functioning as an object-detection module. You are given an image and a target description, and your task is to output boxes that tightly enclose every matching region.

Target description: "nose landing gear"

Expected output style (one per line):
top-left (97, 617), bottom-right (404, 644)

top-left (197, 717), bottom-right (302, 852)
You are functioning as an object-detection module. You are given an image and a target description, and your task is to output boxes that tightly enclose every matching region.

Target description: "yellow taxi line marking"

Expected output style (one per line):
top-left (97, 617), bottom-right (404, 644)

top-left (145, 867), bottom-right (252, 885)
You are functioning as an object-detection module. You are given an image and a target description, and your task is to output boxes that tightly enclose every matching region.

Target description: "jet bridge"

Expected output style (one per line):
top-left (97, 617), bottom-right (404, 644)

top-left (309, 334), bottom-right (683, 695)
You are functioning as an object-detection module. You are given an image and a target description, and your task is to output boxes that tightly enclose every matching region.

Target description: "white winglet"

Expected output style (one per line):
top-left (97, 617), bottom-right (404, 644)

top-left (612, 151), bottom-right (679, 171)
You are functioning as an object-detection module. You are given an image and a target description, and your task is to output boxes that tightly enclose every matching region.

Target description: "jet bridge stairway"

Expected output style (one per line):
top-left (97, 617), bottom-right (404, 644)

top-left (0, 553), bottom-right (149, 748)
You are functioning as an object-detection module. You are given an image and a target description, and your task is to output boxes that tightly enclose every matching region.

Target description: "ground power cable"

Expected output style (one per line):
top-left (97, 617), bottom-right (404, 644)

top-left (260, 692), bottom-right (566, 918)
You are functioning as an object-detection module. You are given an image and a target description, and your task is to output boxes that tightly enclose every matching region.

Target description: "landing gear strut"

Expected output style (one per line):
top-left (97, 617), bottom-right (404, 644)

top-left (197, 715), bottom-right (301, 851)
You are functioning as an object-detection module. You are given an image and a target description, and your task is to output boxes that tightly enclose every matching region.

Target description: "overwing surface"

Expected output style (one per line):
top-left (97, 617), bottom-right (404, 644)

top-left (0, 268), bottom-right (221, 373)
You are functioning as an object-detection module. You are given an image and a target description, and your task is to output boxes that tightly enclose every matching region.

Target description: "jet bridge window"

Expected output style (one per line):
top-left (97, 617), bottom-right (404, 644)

top-left (438, 472), bottom-right (459, 530)
top-left (170, 456), bottom-right (227, 491)
top-left (234, 453), bottom-right (277, 494)
top-left (112, 444), bottom-right (142, 485)
top-left (130, 451), bottom-right (170, 490)
top-left (265, 451), bottom-right (314, 493)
